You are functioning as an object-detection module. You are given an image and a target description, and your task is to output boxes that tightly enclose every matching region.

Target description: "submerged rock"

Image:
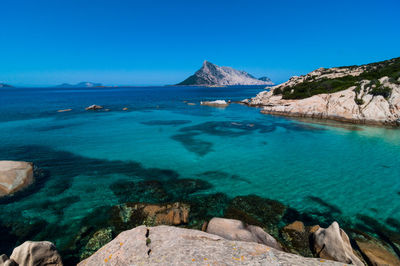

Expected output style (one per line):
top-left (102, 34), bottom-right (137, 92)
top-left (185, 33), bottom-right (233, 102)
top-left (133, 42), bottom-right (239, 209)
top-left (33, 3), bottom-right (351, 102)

top-left (312, 222), bottom-right (363, 265)
top-left (206, 217), bottom-right (282, 250)
top-left (224, 195), bottom-right (286, 237)
top-left (281, 221), bottom-right (318, 257)
top-left (80, 228), bottom-right (113, 260)
top-left (79, 225), bottom-right (341, 266)
top-left (110, 202), bottom-right (189, 233)
top-left (9, 241), bottom-right (63, 266)
top-left (85, 105), bottom-right (103, 110)
top-left (354, 235), bottom-right (400, 266)
top-left (0, 161), bottom-right (34, 197)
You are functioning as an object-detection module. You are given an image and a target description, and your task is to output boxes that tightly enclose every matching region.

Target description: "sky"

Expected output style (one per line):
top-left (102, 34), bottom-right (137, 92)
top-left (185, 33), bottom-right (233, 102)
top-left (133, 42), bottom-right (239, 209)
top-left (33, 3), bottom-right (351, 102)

top-left (0, 0), bottom-right (399, 86)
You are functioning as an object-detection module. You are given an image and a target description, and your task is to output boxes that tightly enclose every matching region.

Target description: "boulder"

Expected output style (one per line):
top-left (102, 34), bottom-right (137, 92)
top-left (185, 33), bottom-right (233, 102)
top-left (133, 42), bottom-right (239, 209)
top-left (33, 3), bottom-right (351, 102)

top-left (79, 225), bottom-right (343, 266)
top-left (85, 105), bottom-right (103, 110)
top-left (206, 217), bottom-right (282, 250)
top-left (10, 241), bottom-right (63, 266)
top-left (0, 161), bottom-right (34, 197)
top-left (312, 222), bottom-right (363, 265)
top-left (356, 239), bottom-right (400, 266)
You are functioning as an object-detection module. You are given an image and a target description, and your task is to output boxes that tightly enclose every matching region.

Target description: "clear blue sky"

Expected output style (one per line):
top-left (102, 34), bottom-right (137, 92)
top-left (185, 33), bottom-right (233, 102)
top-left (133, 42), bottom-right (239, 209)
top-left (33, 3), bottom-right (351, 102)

top-left (0, 0), bottom-right (399, 86)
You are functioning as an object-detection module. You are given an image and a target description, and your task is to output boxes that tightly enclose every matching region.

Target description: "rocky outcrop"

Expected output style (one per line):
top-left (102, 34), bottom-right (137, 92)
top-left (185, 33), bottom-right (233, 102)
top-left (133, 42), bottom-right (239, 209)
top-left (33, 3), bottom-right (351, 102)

top-left (200, 100), bottom-right (229, 107)
top-left (177, 60), bottom-right (274, 86)
top-left (1, 241), bottom-right (63, 266)
top-left (79, 225), bottom-right (343, 266)
top-left (85, 105), bottom-right (103, 111)
top-left (0, 161), bottom-right (34, 197)
top-left (206, 217), bottom-right (282, 250)
top-left (57, 109), bottom-right (72, 113)
top-left (312, 222), bottom-right (363, 265)
top-left (246, 57), bottom-right (400, 126)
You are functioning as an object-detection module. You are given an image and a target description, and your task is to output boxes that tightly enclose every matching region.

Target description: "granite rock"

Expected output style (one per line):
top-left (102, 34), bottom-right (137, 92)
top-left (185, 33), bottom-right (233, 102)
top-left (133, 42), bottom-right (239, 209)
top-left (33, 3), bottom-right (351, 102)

top-left (0, 161), bottom-right (34, 197)
top-left (79, 225), bottom-right (344, 266)
top-left (206, 217), bottom-right (282, 250)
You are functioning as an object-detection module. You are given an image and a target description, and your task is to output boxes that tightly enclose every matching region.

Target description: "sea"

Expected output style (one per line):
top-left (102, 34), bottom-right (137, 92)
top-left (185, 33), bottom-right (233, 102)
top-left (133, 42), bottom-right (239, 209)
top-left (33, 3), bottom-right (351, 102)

top-left (0, 85), bottom-right (399, 262)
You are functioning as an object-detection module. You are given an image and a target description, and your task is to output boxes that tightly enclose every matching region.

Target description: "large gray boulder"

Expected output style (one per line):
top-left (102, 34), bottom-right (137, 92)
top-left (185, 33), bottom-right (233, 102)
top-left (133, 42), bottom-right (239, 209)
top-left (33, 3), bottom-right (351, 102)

top-left (312, 222), bottom-right (363, 265)
top-left (206, 217), bottom-right (282, 250)
top-left (9, 241), bottom-right (63, 266)
top-left (0, 161), bottom-right (33, 197)
top-left (79, 225), bottom-right (343, 265)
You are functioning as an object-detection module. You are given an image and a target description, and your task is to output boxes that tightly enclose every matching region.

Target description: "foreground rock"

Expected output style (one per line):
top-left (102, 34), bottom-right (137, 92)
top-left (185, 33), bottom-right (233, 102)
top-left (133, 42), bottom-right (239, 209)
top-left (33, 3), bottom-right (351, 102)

top-left (79, 225), bottom-right (342, 266)
top-left (356, 238), bottom-right (400, 266)
top-left (206, 217), bottom-right (282, 250)
top-left (85, 105), bottom-right (103, 110)
top-left (312, 222), bottom-right (363, 265)
top-left (246, 57), bottom-right (400, 126)
top-left (0, 241), bottom-right (63, 266)
top-left (200, 100), bottom-right (229, 107)
top-left (0, 161), bottom-right (34, 197)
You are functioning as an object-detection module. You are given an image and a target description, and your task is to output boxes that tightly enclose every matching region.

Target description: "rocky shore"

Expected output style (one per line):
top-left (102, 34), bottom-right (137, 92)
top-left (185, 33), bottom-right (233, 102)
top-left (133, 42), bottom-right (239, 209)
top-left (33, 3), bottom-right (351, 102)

top-left (3, 216), bottom-right (399, 265)
top-left (244, 57), bottom-right (400, 126)
top-left (2, 161), bottom-right (400, 265)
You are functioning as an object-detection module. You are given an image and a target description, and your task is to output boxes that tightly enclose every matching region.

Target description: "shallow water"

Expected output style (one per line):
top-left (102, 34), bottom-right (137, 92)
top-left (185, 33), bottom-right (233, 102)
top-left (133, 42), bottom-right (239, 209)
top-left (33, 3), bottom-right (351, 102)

top-left (0, 86), bottom-right (399, 258)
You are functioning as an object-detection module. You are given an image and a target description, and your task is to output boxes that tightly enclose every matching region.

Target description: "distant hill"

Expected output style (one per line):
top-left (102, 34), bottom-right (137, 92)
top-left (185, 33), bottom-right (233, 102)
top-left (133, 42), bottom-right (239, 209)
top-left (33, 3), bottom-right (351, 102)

top-left (55, 82), bottom-right (102, 88)
top-left (258, 77), bottom-right (273, 83)
top-left (0, 83), bottom-right (13, 88)
top-left (177, 61), bottom-right (274, 86)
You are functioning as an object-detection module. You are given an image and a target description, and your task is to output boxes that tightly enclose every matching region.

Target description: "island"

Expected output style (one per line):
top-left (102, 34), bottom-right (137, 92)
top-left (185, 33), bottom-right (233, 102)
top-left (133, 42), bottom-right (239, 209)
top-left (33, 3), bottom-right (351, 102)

top-left (177, 60), bottom-right (274, 86)
top-left (0, 83), bottom-right (14, 88)
top-left (55, 82), bottom-right (103, 88)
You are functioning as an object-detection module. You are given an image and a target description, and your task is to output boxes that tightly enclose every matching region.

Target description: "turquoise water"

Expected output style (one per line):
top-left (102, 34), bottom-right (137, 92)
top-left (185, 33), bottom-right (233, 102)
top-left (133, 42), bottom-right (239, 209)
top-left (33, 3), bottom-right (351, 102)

top-left (0, 86), bottom-right (399, 261)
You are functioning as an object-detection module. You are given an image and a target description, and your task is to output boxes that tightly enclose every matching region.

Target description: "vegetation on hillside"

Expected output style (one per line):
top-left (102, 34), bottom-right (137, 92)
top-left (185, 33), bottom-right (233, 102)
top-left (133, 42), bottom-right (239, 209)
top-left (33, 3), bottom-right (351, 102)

top-left (277, 57), bottom-right (400, 99)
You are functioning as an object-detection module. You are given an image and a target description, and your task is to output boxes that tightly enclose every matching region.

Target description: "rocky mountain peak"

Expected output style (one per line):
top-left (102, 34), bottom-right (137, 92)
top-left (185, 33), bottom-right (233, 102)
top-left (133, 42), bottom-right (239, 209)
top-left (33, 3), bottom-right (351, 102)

top-left (177, 61), bottom-right (274, 86)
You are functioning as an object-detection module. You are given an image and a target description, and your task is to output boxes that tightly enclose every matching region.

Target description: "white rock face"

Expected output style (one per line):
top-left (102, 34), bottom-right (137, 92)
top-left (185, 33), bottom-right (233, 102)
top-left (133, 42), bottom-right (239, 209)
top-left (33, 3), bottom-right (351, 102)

top-left (178, 61), bottom-right (274, 86)
top-left (0, 161), bottom-right (34, 197)
top-left (248, 76), bottom-right (400, 126)
top-left (79, 225), bottom-right (343, 266)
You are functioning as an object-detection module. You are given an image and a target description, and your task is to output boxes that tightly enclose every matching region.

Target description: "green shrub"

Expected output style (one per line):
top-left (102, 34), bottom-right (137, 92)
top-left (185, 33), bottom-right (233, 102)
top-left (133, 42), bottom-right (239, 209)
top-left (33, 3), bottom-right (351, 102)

top-left (355, 98), bottom-right (364, 105)
top-left (273, 87), bottom-right (283, 95)
top-left (280, 57), bottom-right (400, 99)
top-left (370, 86), bottom-right (392, 99)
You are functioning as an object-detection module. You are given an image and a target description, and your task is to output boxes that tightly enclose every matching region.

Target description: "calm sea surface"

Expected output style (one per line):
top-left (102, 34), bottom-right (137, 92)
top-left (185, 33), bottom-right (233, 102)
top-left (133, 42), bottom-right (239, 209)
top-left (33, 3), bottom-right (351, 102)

top-left (0, 86), bottom-right (399, 259)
